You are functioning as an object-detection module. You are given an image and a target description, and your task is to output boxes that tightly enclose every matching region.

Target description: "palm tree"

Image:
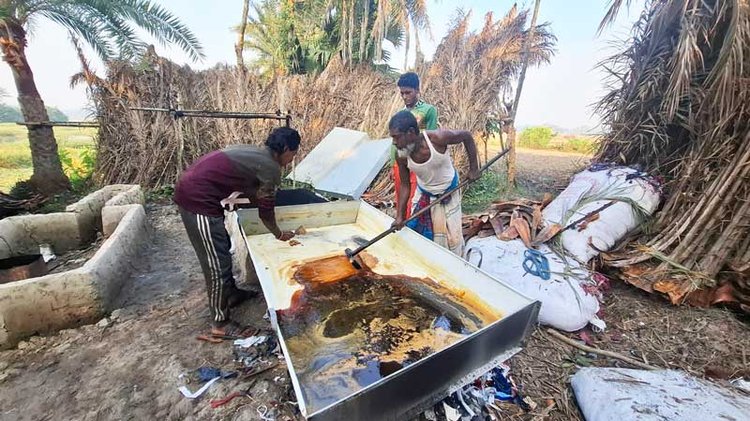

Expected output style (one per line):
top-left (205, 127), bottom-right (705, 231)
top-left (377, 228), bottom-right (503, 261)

top-left (396, 0), bottom-right (430, 69)
top-left (507, 0), bottom-right (541, 185)
top-left (0, 1), bottom-right (203, 195)
top-left (241, 0), bottom-right (411, 75)
top-left (235, 0), bottom-right (251, 68)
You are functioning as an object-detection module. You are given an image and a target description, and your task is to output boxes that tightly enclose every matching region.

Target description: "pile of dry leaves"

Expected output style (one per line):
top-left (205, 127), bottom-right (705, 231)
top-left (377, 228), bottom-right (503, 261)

top-left (461, 196), bottom-right (562, 248)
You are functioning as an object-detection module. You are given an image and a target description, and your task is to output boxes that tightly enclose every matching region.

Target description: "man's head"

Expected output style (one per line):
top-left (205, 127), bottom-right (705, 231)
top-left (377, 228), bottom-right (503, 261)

top-left (389, 110), bottom-right (420, 158)
top-left (397, 72), bottom-right (420, 108)
top-left (265, 127), bottom-right (301, 166)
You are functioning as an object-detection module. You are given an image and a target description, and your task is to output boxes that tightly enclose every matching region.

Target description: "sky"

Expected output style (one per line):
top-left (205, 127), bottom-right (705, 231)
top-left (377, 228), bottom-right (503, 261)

top-left (0, 0), bottom-right (641, 130)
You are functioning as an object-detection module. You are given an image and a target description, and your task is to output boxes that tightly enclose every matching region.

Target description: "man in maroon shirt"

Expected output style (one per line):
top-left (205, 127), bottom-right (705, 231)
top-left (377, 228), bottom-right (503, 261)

top-left (174, 127), bottom-right (299, 337)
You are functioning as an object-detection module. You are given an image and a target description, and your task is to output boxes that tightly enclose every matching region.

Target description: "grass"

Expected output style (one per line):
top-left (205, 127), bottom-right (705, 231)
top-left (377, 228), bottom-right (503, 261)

top-left (0, 123), bottom-right (97, 192)
top-left (518, 134), bottom-right (598, 155)
top-left (462, 168), bottom-right (538, 214)
top-left (563, 137), bottom-right (596, 154)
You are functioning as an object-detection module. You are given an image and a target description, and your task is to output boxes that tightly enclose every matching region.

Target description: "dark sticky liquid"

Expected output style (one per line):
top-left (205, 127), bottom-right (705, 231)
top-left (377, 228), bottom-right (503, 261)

top-left (277, 256), bottom-right (496, 413)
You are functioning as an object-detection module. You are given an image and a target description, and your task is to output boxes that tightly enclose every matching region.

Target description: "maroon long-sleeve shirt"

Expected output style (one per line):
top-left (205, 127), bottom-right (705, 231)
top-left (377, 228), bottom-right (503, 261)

top-left (174, 145), bottom-right (280, 218)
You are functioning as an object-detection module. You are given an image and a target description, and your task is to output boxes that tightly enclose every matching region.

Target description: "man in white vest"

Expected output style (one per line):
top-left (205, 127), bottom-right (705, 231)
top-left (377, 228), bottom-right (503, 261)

top-left (390, 110), bottom-right (480, 255)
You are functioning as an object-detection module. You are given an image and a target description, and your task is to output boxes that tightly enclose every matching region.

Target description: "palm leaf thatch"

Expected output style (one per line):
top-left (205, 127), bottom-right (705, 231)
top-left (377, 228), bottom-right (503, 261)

top-left (595, 0), bottom-right (750, 309)
top-left (88, 52), bottom-right (396, 187)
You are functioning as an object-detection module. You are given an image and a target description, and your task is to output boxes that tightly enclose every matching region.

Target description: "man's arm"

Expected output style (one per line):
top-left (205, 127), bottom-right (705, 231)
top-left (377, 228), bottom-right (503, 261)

top-left (424, 105), bottom-right (439, 130)
top-left (394, 157), bottom-right (411, 228)
top-left (256, 173), bottom-right (294, 241)
top-left (428, 130), bottom-right (480, 180)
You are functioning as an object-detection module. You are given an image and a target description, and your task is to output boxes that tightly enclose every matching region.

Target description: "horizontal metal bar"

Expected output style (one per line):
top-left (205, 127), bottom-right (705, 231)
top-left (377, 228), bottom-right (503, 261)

top-left (130, 107), bottom-right (291, 120)
top-left (16, 121), bottom-right (99, 127)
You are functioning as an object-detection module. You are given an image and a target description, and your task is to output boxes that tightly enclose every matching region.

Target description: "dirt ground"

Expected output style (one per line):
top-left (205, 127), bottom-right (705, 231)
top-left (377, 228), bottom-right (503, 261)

top-left (515, 148), bottom-right (590, 195)
top-left (1, 149), bottom-right (748, 421)
top-left (0, 205), bottom-right (297, 421)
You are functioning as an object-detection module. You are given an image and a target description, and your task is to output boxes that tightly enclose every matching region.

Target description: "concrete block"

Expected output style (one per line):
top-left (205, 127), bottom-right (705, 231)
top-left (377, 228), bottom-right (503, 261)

top-left (66, 184), bottom-right (135, 241)
top-left (105, 185), bottom-right (144, 207)
top-left (0, 213), bottom-right (80, 258)
top-left (0, 269), bottom-right (99, 349)
top-left (102, 204), bottom-right (138, 238)
top-left (85, 205), bottom-right (150, 310)
top-left (0, 204), bottom-right (150, 349)
top-left (101, 186), bottom-right (146, 238)
top-left (65, 186), bottom-right (112, 241)
top-left (0, 185), bottom-right (144, 259)
top-left (0, 219), bottom-right (34, 259)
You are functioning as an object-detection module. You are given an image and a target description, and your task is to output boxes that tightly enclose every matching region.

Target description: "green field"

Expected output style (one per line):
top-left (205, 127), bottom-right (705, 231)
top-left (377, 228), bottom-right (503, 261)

top-left (0, 123), bottom-right (97, 192)
top-left (516, 126), bottom-right (598, 154)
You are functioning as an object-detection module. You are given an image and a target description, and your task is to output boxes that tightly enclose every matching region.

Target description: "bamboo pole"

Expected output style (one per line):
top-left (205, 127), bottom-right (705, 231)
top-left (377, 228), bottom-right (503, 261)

top-left (648, 135), bottom-right (750, 253)
top-left (698, 191), bottom-right (750, 277)
top-left (665, 137), bottom-right (750, 263)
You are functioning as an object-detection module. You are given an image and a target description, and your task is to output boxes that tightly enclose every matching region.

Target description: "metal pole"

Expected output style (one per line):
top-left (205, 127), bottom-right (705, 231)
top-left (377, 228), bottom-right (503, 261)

top-left (129, 107), bottom-right (292, 123)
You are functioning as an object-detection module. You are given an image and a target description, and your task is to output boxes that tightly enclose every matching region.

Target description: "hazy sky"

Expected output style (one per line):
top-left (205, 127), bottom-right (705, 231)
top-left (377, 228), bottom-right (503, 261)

top-left (0, 1), bottom-right (641, 129)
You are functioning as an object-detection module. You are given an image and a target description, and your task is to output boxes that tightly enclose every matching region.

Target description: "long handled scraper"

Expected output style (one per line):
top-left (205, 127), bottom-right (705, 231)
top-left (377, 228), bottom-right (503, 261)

top-left (346, 148), bottom-right (511, 269)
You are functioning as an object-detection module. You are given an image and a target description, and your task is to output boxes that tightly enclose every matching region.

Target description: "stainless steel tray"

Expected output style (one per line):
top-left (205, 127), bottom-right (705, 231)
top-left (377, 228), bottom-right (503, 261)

top-left (238, 201), bottom-right (539, 420)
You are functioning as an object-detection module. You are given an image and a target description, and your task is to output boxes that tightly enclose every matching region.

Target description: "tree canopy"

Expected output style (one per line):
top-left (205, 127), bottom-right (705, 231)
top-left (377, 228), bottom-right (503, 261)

top-left (240, 0), bottom-right (430, 75)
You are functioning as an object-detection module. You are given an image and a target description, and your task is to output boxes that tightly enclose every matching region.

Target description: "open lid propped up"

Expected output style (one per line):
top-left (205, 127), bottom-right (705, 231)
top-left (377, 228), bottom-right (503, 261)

top-left (287, 127), bottom-right (391, 200)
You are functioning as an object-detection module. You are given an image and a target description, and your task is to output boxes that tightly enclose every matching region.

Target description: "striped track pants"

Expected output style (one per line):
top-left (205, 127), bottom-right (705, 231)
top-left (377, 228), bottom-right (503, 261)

top-left (179, 207), bottom-right (236, 324)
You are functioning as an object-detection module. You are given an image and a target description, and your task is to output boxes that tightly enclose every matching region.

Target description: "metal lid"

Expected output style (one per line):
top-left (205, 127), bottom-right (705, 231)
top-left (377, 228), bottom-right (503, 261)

top-left (287, 127), bottom-right (391, 200)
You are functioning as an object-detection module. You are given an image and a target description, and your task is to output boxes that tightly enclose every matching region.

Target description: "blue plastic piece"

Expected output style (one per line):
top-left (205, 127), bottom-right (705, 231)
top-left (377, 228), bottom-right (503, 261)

top-left (522, 248), bottom-right (551, 280)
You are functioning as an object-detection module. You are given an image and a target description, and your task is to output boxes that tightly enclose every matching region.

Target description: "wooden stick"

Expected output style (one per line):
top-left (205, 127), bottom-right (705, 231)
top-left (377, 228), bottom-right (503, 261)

top-left (545, 328), bottom-right (658, 370)
top-left (241, 362), bottom-right (279, 379)
top-left (551, 200), bottom-right (617, 241)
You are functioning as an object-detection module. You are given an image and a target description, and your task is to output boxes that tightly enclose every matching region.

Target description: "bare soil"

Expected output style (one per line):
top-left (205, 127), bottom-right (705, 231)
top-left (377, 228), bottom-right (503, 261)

top-left (515, 148), bottom-right (590, 195)
top-left (1, 150), bottom-right (747, 421)
top-left (0, 205), bottom-right (296, 421)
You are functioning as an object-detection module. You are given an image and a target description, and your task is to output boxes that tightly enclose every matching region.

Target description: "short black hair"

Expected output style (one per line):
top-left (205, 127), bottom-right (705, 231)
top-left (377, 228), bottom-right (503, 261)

top-left (389, 110), bottom-right (419, 134)
top-left (397, 72), bottom-right (420, 90)
top-left (265, 127), bottom-right (301, 153)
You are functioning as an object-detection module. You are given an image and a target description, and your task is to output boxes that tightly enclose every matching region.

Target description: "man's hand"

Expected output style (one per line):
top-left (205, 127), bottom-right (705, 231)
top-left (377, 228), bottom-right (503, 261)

top-left (391, 217), bottom-right (405, 231)
top-left (276, 231), bottom-right (295, 241)
top-left (468, 169), bottom-right (481, 182)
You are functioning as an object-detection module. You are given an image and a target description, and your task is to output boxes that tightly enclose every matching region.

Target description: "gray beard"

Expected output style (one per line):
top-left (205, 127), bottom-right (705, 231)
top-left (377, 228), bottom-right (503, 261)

top-left (396, 142), bottom-right (416, 159)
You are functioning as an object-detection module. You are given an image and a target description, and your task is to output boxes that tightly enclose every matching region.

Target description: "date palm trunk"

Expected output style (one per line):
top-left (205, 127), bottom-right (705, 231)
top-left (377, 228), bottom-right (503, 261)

top-left (1, 19), bottom-right (69, 195)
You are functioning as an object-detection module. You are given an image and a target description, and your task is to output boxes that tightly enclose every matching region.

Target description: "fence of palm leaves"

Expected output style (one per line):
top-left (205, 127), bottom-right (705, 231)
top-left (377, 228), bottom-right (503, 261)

top-left (594, 0), bottom-right (750, 311)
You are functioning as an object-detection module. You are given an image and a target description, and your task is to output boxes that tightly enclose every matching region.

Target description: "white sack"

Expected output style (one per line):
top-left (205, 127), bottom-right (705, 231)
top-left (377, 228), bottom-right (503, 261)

top-left (542, 167), bottom-right (660, 263)
top-left (571, 367), bottom-right (750, 421)
top-left (464, 236), bottom-right (604, 332)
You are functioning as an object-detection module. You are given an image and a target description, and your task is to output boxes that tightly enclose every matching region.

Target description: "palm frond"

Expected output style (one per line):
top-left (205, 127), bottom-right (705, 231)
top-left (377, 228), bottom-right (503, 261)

top-left (5, 0), bottom-right (203, 62)
top-left (114, 0), bottom-right (204, 61)
top-left (37, 7), bottom-right (116, 60)
top-left (598, 0), bottom-right (633, 34)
